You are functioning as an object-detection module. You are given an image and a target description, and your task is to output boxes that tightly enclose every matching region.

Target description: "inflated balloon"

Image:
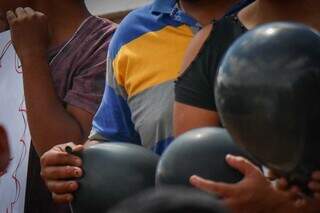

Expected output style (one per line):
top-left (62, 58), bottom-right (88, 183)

top-left (215, 22), bottom-right (320, 190)
top-left (71, 142), bottom-right (159, 213)
top-left (109, 187), bottom-right (229, 213)
top-left (156, 128), bottom-right (257, 187)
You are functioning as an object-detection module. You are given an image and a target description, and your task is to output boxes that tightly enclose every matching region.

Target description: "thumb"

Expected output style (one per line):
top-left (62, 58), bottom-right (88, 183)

top-left (190, 175), bottom-right (234, 197)
top-left (226, 155), bottom-right (261, 176)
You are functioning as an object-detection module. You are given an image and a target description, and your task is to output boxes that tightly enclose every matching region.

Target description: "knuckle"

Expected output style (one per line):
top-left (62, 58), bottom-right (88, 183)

top-left (40, 168), bottom-right (49, 178)
top-left (40, 170), bottom-right (46, 179)
top-left (66, 166), bottom-right (75, 176)
top-left (52, 193), bottom-right (72, 203)
top-left (40, 154), bottom-right (47, 166)
top-left (52, 193), bottom-right (62, 203)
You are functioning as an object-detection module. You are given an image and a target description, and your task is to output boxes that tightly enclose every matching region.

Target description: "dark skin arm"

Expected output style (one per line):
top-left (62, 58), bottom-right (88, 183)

top-left (7, 8), bottom-right (92, 156)
top-left (174, 24), bottom-right (220, 136)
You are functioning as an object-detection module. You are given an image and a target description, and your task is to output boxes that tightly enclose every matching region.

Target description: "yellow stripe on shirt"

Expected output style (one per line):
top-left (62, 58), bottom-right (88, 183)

top-left (113, 24), bottom-right (194, 98)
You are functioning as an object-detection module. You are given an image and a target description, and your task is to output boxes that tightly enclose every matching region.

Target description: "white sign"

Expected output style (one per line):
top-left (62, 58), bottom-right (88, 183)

top-left (0, 31), bottom-right (31, 213)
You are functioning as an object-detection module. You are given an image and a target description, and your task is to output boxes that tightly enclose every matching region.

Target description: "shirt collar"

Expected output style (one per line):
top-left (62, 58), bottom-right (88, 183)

top-left (151, 0), bottom-right (177, 15)
top-left (151, 0), bottom-right (201, 29)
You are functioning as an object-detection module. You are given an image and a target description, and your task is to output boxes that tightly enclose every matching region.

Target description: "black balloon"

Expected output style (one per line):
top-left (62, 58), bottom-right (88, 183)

top-left (156, 128), bottom-right (256, 187)
top-left (72, 142), bottom-right (159, 213)
top-left (109, 187), bottom-right (229, 213)
top-left (215, 22), bottom-right (320, 189)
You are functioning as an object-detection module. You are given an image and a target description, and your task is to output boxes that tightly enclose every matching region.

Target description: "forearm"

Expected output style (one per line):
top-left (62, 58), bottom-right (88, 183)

top-left (22, 55), bottom-right (86, 155)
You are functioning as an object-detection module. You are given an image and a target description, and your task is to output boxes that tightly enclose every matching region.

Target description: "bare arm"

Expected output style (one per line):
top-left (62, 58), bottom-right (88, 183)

top-left (22, 57), bottom-right (92, 155)
top-left (8, 8), bottom-right (92, 155)
top-left (174, 24), bottom-right (220, 136)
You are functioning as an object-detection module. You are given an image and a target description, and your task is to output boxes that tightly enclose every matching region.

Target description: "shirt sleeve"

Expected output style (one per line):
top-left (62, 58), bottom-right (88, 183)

top-left (89, 56), bottom-right (141, 144)
top-left (64, 35), bottom-right (109, 114)
top-left (175, 29), bottom-right (216, 111)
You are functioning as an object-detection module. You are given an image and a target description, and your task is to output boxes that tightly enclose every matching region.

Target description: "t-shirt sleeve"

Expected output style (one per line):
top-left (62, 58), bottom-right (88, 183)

top-left (175, 31), bottom-right (216, 111)
top-left (64, 36), bottom-right (110, 114)
top-left (89, 55), bottom-right (141, 144)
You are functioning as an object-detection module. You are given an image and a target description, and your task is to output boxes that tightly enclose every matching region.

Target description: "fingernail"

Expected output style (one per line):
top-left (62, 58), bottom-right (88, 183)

top-left (308, 182), bottom-right (315, 189)
top-left (190, 175), bottom-right (200, 183)
top-left (226, 154), bottom-right (233, 160)
top-left (69, 182), bottom-right (77, 190)
top-left (74, 168), bottom-right (82, 177)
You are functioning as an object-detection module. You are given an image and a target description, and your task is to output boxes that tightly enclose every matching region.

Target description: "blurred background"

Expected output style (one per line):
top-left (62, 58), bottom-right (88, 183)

top-left (85, 0), bottom-right (150, 22)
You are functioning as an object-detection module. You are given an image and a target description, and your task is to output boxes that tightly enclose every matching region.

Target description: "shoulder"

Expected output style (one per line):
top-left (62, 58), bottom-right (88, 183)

top-left (108, 4), bottom-right (174, 60)
top-left (180, 24), bottom-right (213, 74)
top-left (84, 16), bottom-right (117, 42)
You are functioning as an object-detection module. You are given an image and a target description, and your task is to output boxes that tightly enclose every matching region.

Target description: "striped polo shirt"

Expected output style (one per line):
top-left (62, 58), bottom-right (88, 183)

top-left (89, 0), bottom-right (200, 154)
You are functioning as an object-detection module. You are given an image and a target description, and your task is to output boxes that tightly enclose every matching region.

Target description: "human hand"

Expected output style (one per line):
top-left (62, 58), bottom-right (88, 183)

top-left (190, 155), bottom-right (296, 213)
top-left (273, 172), bottom-right (320, 212)
top-left (40, 142), bottom-right (84, 203)
top-left (309, 171), bottom-right (320, 199)
top-left (6, 7), bottom-right (49, 61)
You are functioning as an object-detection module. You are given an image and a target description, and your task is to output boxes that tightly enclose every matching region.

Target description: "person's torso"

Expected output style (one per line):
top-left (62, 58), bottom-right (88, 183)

top-left (49, 16), bottom-right (115, 104)
top-left (111, 3), bottom-right (200, 153)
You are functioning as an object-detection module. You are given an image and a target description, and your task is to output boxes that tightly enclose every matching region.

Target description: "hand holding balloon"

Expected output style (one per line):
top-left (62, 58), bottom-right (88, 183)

top-left (190, 155), bottom-right (303, 213)
top-left (40, 142), bottom-right (84, 203)
top-left (71, 142), bottom-right (159, 213)
top-left (215, 22), bottom-right (320, 193)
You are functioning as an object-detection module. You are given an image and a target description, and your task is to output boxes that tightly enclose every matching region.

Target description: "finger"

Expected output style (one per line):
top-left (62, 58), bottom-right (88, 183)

top-left (52, 193), bottom-right (73, 204)
top-left (190, 175), bottom-right (234, 197)
top-left (6, 11), bottom-right (16, 23)
top-left (266, 170), bottom-right (277, 181)
top-left (312, 171), bottom-right (320, 181)
top-left (309, 181), bottom-right (320, 192)
top-left (35, 11), bottom-right (46, 16)
top-left (46, 180), bottom-right (78, 194)
top-left (226, 155), bottom-right (261, 176)
top-left (71, 144), bottom-right (84, 153)
top-left (266, 169), bottom-right (283, 181)
top-left (40, 151), bottom-right (82, 167)
top-left (55, 142), bottom-right (84, 153)
top-left (15, 7), bottom-right (27, 18)
top-left (290, 185), bottom-right (302, 194)
top-left (23, 7), bottom-right (35, 16)
top-left (41, 166), bottom-right (82, 180)
top-left (276, 178), bottom-right (289, 191)
top-left (294, 198), bottom-right (307, 208)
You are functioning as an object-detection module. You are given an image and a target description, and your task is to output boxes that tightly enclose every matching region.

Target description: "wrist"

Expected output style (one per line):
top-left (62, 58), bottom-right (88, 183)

top-left (20, 50), bottom-right (48, 66)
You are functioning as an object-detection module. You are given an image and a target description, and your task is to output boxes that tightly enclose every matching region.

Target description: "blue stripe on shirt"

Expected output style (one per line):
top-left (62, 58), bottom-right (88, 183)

top-left (92, 85), bottom-right (141, 144)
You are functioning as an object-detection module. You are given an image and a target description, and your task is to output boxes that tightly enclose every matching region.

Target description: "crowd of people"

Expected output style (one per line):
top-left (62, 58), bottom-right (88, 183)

top-left (0, 0), bottom-right (320, 212)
